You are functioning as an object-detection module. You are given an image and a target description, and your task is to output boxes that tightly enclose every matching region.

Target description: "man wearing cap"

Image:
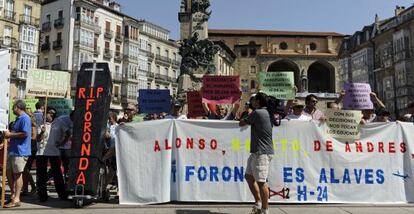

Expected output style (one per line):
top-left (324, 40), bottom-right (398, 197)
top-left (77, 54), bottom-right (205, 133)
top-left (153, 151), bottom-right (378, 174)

top-left (373, 108), bottom-right (391, 122)
top-left (165, 101), bottom-right (187, 119)
top-left (285, 100), bottom-right (312, 121)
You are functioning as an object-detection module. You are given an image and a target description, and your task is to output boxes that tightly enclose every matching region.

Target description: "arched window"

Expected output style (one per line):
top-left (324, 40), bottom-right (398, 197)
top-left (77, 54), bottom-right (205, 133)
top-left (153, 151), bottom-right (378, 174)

top-left (279, 42), bottom-right (288, 50)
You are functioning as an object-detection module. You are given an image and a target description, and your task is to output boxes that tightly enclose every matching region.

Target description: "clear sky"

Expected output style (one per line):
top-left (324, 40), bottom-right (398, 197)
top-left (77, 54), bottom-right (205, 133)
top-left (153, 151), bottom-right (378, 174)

top-left (117, 0), bottom-right (414, 40)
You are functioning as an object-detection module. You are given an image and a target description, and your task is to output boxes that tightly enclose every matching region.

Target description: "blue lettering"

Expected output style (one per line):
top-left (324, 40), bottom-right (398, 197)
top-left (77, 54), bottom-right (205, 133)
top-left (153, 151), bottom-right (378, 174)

top-left (365, 169), bottom-right (374, 184)
top-left (296, 168), bottom-right (305, 183)
top-left (222, 167), bottom-right (232, 182)
top-left (185, 166), bottom-right (195, 181)
top-left (342, 169), bottom-right (351, 184)
top-left (354, 169), bottom-right (363, 184)
top-left (198, 166), bottom-right (207, 181)
top-left (297, 185), bottom-right (307, 201)
top-left (376, 169), bottom-right (384, 184)
top-left (284, 167), bottom-right (293, 183)
top-left (234, 167), bottom-right (244, 182)
top-left (330, 168), bottom-right (340, 184)
top-left (319, 168), bottom-right (327, 183)
top-left (210, 166), bottom-right (219, 181)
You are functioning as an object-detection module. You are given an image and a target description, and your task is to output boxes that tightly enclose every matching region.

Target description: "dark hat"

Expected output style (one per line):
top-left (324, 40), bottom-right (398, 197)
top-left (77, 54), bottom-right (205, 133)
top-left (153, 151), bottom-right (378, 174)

top-left (376, 108), bottom-right (391, 116)
top-left (173, 100), bottom-right (183, 107)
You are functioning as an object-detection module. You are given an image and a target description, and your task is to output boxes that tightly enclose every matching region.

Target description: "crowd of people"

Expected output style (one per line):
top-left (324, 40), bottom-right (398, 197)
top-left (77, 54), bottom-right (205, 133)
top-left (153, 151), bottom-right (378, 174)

top-left (0, 90), bottom-right (413, 211)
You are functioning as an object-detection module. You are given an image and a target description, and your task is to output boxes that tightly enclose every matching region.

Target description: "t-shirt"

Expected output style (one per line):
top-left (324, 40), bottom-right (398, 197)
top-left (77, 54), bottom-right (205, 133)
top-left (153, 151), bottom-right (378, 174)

top-left (246, 108), bottom-right (274, 155)
top-left (36, 122), bottom-right (51, 156)
top-left (304, 108), bottom-right (325, 122)
top-left (33, 111), bottom-right (44, 128)
top-left (44, 115), bottom-right (72, 156)
top-left (286, 114), bottom-right (312, 121)
top-left (9, 113), bottom-right (32, 157)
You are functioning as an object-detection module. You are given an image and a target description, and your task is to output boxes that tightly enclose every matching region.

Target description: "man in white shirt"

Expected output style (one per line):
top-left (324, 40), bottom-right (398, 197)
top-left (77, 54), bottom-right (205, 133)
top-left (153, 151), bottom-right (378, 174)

top-left (285, 100), bottom-right (312, 121)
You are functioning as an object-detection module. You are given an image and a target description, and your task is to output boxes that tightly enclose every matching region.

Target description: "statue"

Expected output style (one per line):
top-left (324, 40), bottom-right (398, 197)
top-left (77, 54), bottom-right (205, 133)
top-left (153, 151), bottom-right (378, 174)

top-left (191, 0), bottom-right (212, 18)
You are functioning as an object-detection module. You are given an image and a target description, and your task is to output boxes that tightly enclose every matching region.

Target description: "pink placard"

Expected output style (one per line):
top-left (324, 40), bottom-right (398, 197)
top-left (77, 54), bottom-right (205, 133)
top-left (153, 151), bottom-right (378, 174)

top-left (343, 83), bottom-right (374, 110)
top-left (187, 91), bottom-right (205, 118)
top-left (202, 75), bottom-right (241, 104)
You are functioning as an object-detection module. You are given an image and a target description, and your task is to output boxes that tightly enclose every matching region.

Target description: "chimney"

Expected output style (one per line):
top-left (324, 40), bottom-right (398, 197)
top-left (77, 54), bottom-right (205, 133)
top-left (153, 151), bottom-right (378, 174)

top-left (395, 5), bottom-right (405, 16)
top-left (109, 2), bottom-right (121, 12)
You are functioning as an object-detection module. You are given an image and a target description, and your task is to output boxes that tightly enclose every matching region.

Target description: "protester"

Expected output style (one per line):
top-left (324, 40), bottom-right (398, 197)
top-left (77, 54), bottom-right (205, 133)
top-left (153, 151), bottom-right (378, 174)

top-left (203, 103), bottom-right (240, 120)
top-left (103, 111), bottom-right (119, 198)
top-left (33, 101), bottom-right (45, 128)
top-left (3, 100), bottom-right (32, 208)
top-left (327, 102), bottom-right (340, 110)
top-left (285, 100), bottom-right (312, 121)
top-left (304, 94), bottom-right (325, 122)
top-left (22, 111), bottom-right (38, 195)
top-left (239, 92), bottom-right (274, 214)
top-left (408, 102), bottom-right (414, 122)
top-left (165, 101), bottom-right (187, 119)
top-left (36, 109), bottom-right (69, 202)
top-left (57, 113), bottom-right (74, 181)
top-left (119, 103), bottom-right (143, 123)
top-left (373, 108), bottom-right (392, 122)
top-left (360, 92), bottom-right (386, 125)
top-left (239, 101), bottom-right (253, 121)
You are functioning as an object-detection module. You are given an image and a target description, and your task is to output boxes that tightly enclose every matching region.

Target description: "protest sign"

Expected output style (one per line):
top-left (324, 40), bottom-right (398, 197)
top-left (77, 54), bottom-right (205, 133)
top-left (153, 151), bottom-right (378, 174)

top-left (47, 99), bottom-right (73, 117)
top-left (26, 69), bottom-right (70, 98)
top-left (187, 91), bottom-right (205, 118)
top-left (138, 89), bottom-right (171, 114)
top-left (202, 75), bottom-right (240, 104)
top-left (68, 63), bottom-right (112, 197)
top-left (117, 120), bottom-right (414, 205)
top-left (343, 83), bottom-right (373, 110)
top-left (0, 50), bottom-right (10, 130)
top-left (325, 109), bottom-right (362, 139)
top-left (259, 72), bottom-right (295, 99)
top-left (8, 99), bottom-right (38, 123)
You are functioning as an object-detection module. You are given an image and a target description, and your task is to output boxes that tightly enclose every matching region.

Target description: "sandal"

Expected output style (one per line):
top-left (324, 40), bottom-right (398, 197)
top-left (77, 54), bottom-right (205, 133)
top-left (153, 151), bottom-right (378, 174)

top-left (3, 201), bottom-right (21, 208)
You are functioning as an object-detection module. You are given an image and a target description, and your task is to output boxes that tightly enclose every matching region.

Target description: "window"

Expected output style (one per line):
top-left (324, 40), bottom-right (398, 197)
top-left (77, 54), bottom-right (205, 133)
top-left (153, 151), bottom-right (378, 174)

top-left (23, 5), bottom-right (31, 22)
top-left (310, 42), bottom-right (317, 50)
top-left (105, 21), bottom-right (111, 31)
top-left (148, 63), bottom-right (152, 72)
top-left (279, 42), bottom-right (288, 50)
top-left (165, 49), bottom-right (169, 58)
top-left (148, 43), bottom-right (152, 52)
top-left (147, 83), bottom-right (151, 89)
top-left (156, 47), bottom-right (160, 55)
top-left (250, 65), bottom-right (257, 74)
top-left (19, 54), bottom-right (36, 71)
top-left (105, 41), bottom-right (110, 49)
top-left (57, 32), bottom-right (62, 41)
top-left (173, 52), bottom-right (177, 60)
top-left (46, 14), bottom-right (50, 22)
top-left (156, 65), bottom-right (160, 74)
top-left (56, 55), bottom-right (61, 63)
top-left (241, 48), bottom-right (248, 57)
top-left (44, 58), bottom-right (48, 66)
top-left (164, 67), bottom-right (168, 76)
top-left (250, 80), bottom-right (256, 89)
top-left (3, 26), bottom-right (12, 45)
top-left (249, 48), bottom-right (256, 56)
top-left (58, 10), bottom-right (63, 18)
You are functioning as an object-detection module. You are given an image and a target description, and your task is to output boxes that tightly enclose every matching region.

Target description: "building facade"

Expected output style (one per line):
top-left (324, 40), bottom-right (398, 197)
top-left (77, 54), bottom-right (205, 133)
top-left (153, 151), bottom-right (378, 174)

top-left (339, 6), bottom-right (414, 116)
top-left (0, 0), bottom-right (41, 99)
top-left (208, 29), bottom-right (344, 104)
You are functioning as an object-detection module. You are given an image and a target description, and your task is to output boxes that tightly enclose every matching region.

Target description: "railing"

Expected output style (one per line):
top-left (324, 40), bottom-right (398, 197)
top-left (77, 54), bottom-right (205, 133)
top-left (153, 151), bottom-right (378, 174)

top-left (104, 29), bottom-right (114, 39)
top-left (42, 21), bottom-right (51, 32)
top-left (19, 15), bottom-right (40, 27)
top-left (51, 63), bottom-right (62, 70)
top-left (16, 70), bottom-right (27, 80)
top-left (53, 40), bottom-right (62, 50)
top-left (114, 52), bottom-right (122, 61)
top-left (2, 9), bottom-right (15, 21)
top-left (115, 32), bottom-right (123, 42)
top-left (172, 59), bottom-right (180, 66)
top-left (104, 48), bottom-right (113, 58)
top-left (40, 43), bottom-right (50, 52)
top-left (112, 73), bottom-right (123, 82)
top-left (155, 54), bottom-right (172, 64)
top-left (124, 54), bottom-right (138, 61)
top-left (54, 17), bottom-right (64, 29)
top-left (94, 25), bottom-right (101, 35)
top-left (94, 46), bottom-right (100, 55)
top-left (147, 72), bottom-right (154, 78)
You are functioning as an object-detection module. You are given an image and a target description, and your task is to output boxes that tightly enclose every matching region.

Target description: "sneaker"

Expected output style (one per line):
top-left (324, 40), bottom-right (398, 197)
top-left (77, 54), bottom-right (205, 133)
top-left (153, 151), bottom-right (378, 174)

top-left (248, 206), bottom-right (261, 214)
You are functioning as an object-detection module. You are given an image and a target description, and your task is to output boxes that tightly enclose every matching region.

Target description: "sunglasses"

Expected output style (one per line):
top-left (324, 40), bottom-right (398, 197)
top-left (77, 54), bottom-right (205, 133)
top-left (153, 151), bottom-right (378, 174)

top-left (310, 100), bottom-right (318, 103)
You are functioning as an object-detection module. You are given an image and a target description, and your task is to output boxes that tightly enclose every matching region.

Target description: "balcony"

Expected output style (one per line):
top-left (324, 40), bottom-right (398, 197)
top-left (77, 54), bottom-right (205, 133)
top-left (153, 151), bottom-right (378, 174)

top-left (94, 26), bottom-right (101, 35)
top-left (40, 43), bottom-right (50, 52)
top-left (51, 63), bottom-right (62, 70)
top-left (19, 15), bottom-right (40, 27)
top-left (147, 72), bottom-right (154, 78)
top-left (155, 54), bottom-right (172, 66)
top-left (75, 16), bottom-right (99, 31)
top-left (94, 46), bottom-right (100, 56)
top-left (115, 32), bottom-right (123, 43)
top-left (123, 54), bottom-right (138, 61)
top-left (54, 17), bottom-right (64, 29)
top-left (104, 29), bottom-right (113, 39)
top-left (114, 52), bottom-right (122, 61)
top-left (1, 9), bottom-right (15, 22)
top-left (112, 73), bottom-right (123, 82)
top-left (0, 36), bottom-right (17, 48)
top-left (172, 59), bottom-right (180, 67)
top-left (42, 21), bottom-right (51, 32)
top-left (53, 40), bottom-right (63, 50)
top-left (15, 70), bottom-right (27, 80)
top-left (103, 48), bottom-right (113, 59)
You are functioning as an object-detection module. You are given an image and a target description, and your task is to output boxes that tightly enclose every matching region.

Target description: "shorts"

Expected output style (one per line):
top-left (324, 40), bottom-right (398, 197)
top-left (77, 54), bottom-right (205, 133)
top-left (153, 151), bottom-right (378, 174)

top-left (7, 156), bottom-right (28, 173)
top-left (245, 153), bottom-right (273, 183)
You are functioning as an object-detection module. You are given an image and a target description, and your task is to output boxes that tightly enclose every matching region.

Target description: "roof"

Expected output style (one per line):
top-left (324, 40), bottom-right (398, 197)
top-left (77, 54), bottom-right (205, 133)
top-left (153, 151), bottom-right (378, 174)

top-left (208, 29), bottom-right (344, 37)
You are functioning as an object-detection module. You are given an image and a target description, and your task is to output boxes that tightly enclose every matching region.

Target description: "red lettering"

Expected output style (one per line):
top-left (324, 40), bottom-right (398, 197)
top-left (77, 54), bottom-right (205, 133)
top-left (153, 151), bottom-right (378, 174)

top-left (389, 142), bottom-right (395, 153)
top-left (367, 142), bottom-right (374, 152)
top-left (326, 140), bottom-right (333, 152)
top-left (83, 122), bottom-right (92, 133)
top-left (78, 158), bottom-right (89, 170)
top-left (76, 172), bottom-right (86, 184)
top-left (314, 140), bottom-right (321, 151)
top-left (86, 99), bottom-right (95, 111)
top-left (199, 138), bottom-right (205, 150)
top-left (210, 139), bottom-right (217, 150)
top-left (355, 142), bottom-right (363, 152)
top-left (84, 112), bottom-right (92, 121)
top-left (187, 138), bottom-right (194, 149)
top-left (378, 142), bottom-right (384, 153)
top-left (165, 139), bottom-right (171, 150)
top-left (175, 138), bottom-right (182, 149)
top-left (81, 143), bottom-right (91, 156)
top-left (154, 140), bottom-right (161, 152)
top-left (89, 87), bottom-right (94, 98)
top-left (400, 142), bottom-right (406, 153)
top-left (345, 142), bottom-right (351, 152)
top-left (82, 132), bottom-right (91, 143)
top-left (97, 87), bottom-right (103, 98)
top-left (78, 88), bottom-right (86, 99)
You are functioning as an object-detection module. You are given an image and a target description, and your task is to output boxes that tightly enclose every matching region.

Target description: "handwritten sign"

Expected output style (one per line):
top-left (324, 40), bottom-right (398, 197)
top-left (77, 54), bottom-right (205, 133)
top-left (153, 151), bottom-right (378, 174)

top-left (138, 89), bottom-right (171, 114)
top-left (0, 50), bottom-right (10, 130)
top-left (343, 83), bottom-right (373, 110)
top-left (202, 75), bottom-right (240, 104)
top-left (26, 69), bottom-right (70, 98)
top-left (187, 91), bottom-right (205, 118)
top-left (326, 109), bottom-right (362, 139)
top-left (259, 72), bottom-right (295, 99)
top-left (47, 99), bottom-right (73, 117)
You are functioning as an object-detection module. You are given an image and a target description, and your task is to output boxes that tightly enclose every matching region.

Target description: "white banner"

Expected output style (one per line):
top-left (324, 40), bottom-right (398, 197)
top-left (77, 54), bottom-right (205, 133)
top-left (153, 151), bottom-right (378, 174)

top-left (0, 49), bottom-right (10, 131)
top-left (116, 120), bottom-right (414, 204)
